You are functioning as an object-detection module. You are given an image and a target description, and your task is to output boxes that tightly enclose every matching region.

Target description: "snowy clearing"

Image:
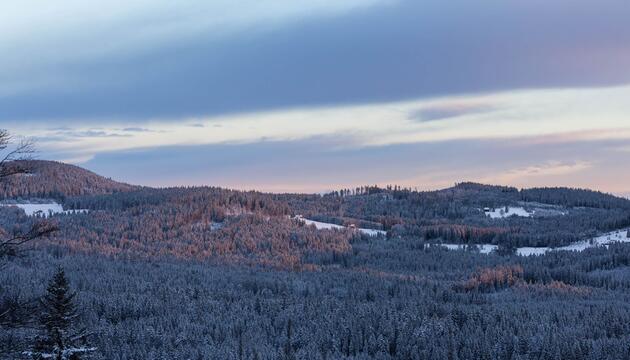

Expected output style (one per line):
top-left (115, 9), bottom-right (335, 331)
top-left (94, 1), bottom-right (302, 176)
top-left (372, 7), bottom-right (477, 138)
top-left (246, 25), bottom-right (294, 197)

top-left (356, 228), bottom-right (388, 236)
top-left (485, 207), bottom-right (532, 219)
top-left (439, 229), bottom-right (630, 256)
top-left (516, 247), bottom-right (550, 256)
top-left (297, 217), bottom-right (345, 231)
top-left (439, 244), bottom-right (498, 254)
top-left (517, 230), bottom-right (630, 255)
top-left (484, 203), bottom-right (568, 219)
top-left (295, 216), bottom-right (386, 236)
top-left (0, 202), bottom-right (89, 217)
top-left (558, 230), bottom-right (630, 251)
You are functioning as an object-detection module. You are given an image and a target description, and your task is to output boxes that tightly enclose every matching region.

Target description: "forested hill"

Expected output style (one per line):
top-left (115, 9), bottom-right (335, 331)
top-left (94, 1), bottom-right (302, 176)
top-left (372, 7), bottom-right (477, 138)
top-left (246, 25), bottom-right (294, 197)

top-left (288, 183), bottom-right (630, 248)
top-left (2, 162), bottom-right (630, 262)
top-left (0, 160), bottom-right (139, 199)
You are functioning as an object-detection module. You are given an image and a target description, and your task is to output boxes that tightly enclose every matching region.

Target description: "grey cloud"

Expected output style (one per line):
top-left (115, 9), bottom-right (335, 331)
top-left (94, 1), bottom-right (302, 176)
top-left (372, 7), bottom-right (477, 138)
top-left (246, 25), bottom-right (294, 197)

top-left (409, 104), bottom-right (497, 122)
top-left (122, 127), bottom-right (152, 132)
top-left (40, 130), bottom-right (133, 141)
top-left (65, 130), bottom-right (131, 138)
top-left (2, 0), bottom-right (630, 123)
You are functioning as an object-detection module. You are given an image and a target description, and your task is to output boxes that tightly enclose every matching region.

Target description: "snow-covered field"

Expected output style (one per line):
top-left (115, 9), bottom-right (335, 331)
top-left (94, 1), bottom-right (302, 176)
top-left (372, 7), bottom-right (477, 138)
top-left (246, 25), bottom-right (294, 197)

top-left (61, 209), bottom-right (89, 215)
top-left (297, 217), bottom-right (345, 231)
top-left (439, 229), bottom-right (630, 256)
top-left (485, 207), bottom-right (532, 219)
top-left (0, 202), bottom-right (89, 218)
top-left (484, 203), bottom-right (567, 219)
top-left (558, 230), bottom-right (630, 251)
top-left (355, 228), bottom-right (387, 236)
top-left (516, 230), bottom-right (630, 255)
top-left (516, 247), bottom-right (550, 256)
top-left (295, 216), bottom-right (387, 237)
top-left (8, 203), bottom-right (64, 216)
top-left (440, 244), bottom-right (498, 254)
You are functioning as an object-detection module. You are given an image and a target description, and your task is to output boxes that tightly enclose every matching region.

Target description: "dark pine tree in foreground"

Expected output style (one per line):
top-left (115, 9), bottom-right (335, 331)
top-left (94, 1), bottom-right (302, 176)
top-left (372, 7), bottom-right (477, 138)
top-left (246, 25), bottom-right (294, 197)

top-left (27, 268), bottom-right (94, 360)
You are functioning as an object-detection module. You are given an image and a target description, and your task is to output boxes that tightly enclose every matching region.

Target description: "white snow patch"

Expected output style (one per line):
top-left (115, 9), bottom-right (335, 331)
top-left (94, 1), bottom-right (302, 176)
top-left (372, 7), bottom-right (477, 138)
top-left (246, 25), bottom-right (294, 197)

top-left (23, 347), bottom-right (97, 359)
top-left (6, 203), bottom-right (63, 217)
top-left (356, 227), bottom-right (387, 236)
top-left (438, 243), bottom-right (498, 254)
top-left (1, 202), bottom-right (89, 217)
top-left (294, 216), bottom-right (386, 236)
top-left (557, 229), bottom-right (630, 252)
top-left (485, 207), bottom-right (532, 219)
top-left (516, 247), bottom-right (551, 256)
top-left (438, 228), bottom-right (630, 256)
top-left (61, 209), bottom-right (89, 215)
top-left (297, 217), bottom-right (346, 231)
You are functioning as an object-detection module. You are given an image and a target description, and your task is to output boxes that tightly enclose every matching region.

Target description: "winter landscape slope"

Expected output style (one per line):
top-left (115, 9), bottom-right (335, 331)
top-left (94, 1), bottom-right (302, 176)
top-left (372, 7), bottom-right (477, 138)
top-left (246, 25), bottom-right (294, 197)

top-left (4, 161), bottom-right (630, 359)
top-left (2, 161), bottom-right (629, 263)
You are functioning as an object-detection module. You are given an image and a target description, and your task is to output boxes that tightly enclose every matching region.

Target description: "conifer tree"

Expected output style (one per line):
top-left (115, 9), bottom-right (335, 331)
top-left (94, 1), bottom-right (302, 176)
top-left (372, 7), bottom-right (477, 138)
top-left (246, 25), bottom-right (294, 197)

top-left (28, 268), bottom-right (94, 360)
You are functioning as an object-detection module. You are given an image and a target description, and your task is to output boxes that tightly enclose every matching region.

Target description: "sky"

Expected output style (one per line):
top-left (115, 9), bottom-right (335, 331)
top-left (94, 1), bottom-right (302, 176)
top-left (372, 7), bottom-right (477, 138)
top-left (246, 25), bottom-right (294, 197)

top-left (2, 0), bottom-right (630, 195)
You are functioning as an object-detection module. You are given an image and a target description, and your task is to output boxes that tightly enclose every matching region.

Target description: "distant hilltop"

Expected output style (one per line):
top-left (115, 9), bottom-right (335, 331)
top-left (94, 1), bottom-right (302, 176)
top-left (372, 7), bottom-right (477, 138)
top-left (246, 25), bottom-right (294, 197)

top-left (0, 160), bottom-right (139, 199)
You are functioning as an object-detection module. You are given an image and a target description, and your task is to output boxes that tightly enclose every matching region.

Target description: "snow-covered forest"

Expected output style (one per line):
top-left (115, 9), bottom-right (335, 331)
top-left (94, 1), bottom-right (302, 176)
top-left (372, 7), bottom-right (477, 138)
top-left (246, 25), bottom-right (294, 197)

top-left (4, 240), bottom-right (630, 359)
top-left (3, 160), bottom-right (630, 359)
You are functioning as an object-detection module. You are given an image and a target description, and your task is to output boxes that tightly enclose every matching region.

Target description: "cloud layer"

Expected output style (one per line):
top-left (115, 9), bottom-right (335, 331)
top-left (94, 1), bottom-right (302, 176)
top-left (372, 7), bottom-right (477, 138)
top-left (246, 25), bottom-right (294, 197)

top-left (7, 85), bottom-right (630, 195)
top-left (13, 85), bottom-right (630, 155)
top-left (2, 0), bottom-right (630, 122)
top-left (3, 1), bottom-right (630, 194)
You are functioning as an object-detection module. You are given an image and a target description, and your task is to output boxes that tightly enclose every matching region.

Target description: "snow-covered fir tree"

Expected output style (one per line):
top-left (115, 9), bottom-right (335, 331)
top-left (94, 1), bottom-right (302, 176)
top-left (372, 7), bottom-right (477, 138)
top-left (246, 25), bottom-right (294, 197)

top-left (26, 268), bottom-right (95, 360)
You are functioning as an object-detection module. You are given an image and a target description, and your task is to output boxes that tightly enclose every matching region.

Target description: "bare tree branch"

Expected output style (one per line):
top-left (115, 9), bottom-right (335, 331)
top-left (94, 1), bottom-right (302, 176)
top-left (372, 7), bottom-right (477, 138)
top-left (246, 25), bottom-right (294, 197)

top-left (0, 129), bottom-right (36, 179)
top-left (0, 130), bottom-right (58, 329)
top-left (0, 221), bottom-right (59, 260)
top-left (0, 129), bottom-right (51, 254)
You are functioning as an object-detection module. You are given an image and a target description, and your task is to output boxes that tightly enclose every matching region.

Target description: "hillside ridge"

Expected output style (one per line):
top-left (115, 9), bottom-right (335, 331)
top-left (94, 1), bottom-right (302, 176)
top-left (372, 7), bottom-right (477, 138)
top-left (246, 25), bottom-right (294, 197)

top-left (0, 160), bottom-right (139, 199)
